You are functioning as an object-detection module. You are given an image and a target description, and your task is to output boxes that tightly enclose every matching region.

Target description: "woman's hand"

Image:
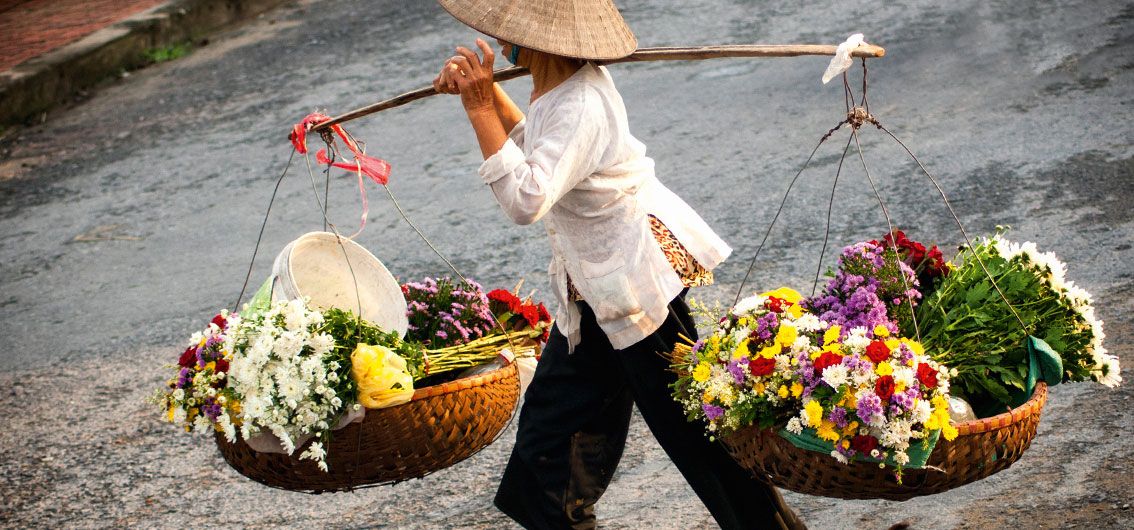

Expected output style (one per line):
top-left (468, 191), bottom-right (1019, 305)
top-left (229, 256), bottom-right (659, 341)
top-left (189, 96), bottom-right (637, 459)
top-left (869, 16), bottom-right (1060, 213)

top-left (448, 38), bottom-right (497, 116)
top-left (432, 58), bottom-right (461, 95)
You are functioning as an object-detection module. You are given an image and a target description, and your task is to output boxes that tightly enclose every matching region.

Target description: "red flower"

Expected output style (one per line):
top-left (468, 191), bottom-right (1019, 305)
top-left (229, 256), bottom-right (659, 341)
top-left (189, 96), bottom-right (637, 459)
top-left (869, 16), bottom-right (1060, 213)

top-left (215, 358), bottom-right (230, 374)
top-left (178, 346), bottom-right (197, 368)
top-left (917, 363), bottom-right (939, 389)
top-left (864, 340), bottom-right (891, 364)
top-left (851, 434), bottom-right (879, 455)
top-left (487, 289), bottom-right (523, 313)
top-left (210, 313), bottom-right (227, 330)
top-left (813, 351), bottom-right (843, 372)
top-left (519, 305), bottom-right (541, 329)
top-left (875, 375), bottom-right (896, 401)
top-left (749, 357), bottom-right (776, 377)
top-left (536, 303), bottom-right (551, 323)
top-left (764, 296), bottom-right (784, 313)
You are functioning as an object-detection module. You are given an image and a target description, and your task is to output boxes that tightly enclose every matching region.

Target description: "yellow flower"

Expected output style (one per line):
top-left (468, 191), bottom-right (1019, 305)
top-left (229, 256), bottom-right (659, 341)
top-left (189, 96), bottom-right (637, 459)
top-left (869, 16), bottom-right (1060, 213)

top-left (842, 421), bottom-right (860, 436)
top-left (733, 339), bottom-right (751, 360)
top-left (842, 439), bottom-right (852, 450)
top-left (702, 389), bottom-right (715, 404)
top-left (692, 362), bottom-right (711, 383)
top-left (875, 362), bottom-right (893, 376)
top-left (931, 395), bottom-right (949, 411)
top-left (754, 382), bottom-right (766, 395)
top-left (895, 382), bottom-right (906, 394)
top-left (901, 338), bottom-right (925, 357)
top-left (874, 325), bottom-right (890, 338)
top-left (352, 343), bottom-right (415, 409)
top-left (777, 385), bottom-right (789, 399)
top-left (942, 422), bottom-right (959, 441)
top-left (823, 325), bottom-right (842, 346)
top-left (759, 342), bottom-right (782, 359)
top-left (776, 325), bottom-right (798, 348)
top-left (790, 382), bottom-right (804, 398)
top-left (738, 317), bottom-right (749, 327)
top-left (827, 343), bottom-right (843, 356)
top-left (759, 287), bottom-right (805, 318)
top-left (817, 420), bottom-right (840, 442)
top-left (759, 287), bottom-right (803, 305)
top-left (885, 338), bottom-right (900, 351)
top-left (204, 361), bottom-right (216, 373)
top-left (167, 406), bottom-right (176, 423)
top-left (804, 400), bottom-right (824, 428)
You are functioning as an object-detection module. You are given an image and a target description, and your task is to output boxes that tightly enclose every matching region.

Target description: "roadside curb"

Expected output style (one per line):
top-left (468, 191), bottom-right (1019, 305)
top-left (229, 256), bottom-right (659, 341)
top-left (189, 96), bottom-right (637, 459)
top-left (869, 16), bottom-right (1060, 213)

top-left (0, 0), bottom-right (290, 128)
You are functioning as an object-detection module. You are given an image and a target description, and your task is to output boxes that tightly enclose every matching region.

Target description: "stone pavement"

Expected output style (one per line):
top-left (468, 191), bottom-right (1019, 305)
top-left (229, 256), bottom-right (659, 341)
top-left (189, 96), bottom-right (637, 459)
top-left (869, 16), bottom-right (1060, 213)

top-left (0, 0), bottom-right (287, 127)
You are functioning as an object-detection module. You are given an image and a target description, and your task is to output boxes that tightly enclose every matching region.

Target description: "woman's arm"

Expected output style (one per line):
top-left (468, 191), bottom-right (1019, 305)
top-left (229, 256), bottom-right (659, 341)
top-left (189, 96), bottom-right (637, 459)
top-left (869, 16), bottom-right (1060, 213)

top-left (492, 83), bottom-right (524, 134)
top-left (450, 39), bottom-right (514, 159)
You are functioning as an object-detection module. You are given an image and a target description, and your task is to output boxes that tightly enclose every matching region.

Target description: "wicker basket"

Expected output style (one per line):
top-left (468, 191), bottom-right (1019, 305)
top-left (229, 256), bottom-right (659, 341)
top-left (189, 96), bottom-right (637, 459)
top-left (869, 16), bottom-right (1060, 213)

top-left (215, 360), bottom-right (521, 493)
top-left (723, 382), bottom-right (1048, 501)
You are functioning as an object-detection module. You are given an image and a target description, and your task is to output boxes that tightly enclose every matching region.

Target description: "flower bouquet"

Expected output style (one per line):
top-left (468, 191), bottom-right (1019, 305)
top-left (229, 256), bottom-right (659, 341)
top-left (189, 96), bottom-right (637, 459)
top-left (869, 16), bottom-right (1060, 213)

top-left (674, 286), bottom-right (954, 480)
top-left (155, 273), bottom-right (550, 488)
top-left (912, 229), bottom-right (1121, 416)
top-left (673, 229), bottom-right (1119, 498)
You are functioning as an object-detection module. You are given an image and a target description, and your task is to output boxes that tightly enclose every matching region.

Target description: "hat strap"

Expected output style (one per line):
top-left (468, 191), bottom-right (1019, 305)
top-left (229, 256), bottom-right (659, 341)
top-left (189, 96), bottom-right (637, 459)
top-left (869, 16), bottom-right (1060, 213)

top-left (508, 45), bottom-right (522, 65)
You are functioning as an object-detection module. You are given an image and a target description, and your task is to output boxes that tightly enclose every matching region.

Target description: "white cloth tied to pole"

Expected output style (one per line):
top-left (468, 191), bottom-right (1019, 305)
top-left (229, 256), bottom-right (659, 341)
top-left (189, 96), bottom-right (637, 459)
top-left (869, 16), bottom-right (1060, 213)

top-left (822, 33), bottom-right (866, 84)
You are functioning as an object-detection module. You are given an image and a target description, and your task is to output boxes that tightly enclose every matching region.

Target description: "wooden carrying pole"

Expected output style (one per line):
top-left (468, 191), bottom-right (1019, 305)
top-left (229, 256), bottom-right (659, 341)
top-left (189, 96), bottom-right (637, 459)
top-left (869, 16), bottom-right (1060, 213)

top-left (310, 43), bottom-right (885, 133)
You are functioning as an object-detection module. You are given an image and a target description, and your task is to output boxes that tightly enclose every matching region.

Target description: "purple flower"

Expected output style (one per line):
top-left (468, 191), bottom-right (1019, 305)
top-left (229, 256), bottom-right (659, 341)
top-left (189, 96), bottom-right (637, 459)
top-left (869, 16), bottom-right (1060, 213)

top-left (727, 359), bottom-right (747, 384)
top-left (829, 406), bottom-right (849, 429)
top-left (177, 367), bottom-right (192, 389)
top-left (703, 404), bottom-right (725, 420)
top-left (856, 392), bottom-right (883, 424)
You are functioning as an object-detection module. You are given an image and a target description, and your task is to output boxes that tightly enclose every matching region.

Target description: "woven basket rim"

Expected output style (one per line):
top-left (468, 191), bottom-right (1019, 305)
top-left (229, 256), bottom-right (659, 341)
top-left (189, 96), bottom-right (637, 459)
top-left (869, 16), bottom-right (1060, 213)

top-left (409, 361), bottom-right (517, 401)
top-left (953, 381), bottom-right (1047, 436)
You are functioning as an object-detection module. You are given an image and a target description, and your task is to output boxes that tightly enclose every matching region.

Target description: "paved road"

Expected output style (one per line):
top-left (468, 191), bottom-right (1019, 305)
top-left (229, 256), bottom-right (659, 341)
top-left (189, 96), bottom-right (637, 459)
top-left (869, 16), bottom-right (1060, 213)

top-left (1, 0), bottom-right (1132, 528)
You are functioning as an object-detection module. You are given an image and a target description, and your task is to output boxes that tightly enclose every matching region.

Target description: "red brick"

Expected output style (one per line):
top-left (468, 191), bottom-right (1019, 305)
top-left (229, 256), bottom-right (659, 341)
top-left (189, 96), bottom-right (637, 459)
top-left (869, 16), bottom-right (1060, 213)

top-left (0, 0), bottom-right (165, 71)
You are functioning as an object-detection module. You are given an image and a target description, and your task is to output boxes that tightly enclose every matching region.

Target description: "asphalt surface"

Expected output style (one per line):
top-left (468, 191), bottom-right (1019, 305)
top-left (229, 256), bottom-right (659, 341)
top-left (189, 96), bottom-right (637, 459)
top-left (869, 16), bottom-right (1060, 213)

top-left (1, 0), bottom-right (1132, 528)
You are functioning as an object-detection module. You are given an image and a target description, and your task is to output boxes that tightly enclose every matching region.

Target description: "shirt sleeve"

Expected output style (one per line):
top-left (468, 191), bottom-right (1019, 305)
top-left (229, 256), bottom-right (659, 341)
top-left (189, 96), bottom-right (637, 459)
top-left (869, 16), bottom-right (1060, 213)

top-left (477, 89), bottom-right (608, 225)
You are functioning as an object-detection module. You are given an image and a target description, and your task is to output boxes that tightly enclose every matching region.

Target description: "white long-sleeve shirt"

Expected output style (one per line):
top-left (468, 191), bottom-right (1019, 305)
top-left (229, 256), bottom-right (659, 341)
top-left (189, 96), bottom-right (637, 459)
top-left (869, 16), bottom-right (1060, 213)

top-left (479, 63), bottom-right (731, 350)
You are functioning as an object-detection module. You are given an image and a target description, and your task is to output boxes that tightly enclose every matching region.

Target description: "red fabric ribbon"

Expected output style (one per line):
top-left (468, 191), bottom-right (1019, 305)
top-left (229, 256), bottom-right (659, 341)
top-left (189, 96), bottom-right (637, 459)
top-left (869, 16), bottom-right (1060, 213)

top-left (289, 112), bottom-right (390, 185)
top-left (289, 112), bottom-right (392, 236)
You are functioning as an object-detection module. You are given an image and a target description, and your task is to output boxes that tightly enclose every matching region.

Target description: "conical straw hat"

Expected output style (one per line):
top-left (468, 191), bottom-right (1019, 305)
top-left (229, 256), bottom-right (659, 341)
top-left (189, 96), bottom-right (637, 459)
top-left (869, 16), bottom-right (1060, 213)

top-left (436, 0), bottom-right (638, 60)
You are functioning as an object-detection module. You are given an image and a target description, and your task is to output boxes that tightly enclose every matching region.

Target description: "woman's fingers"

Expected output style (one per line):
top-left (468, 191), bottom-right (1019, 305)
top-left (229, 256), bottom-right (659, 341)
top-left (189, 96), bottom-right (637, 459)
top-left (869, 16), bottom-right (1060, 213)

top-left (454, 47), bottom-right (483, 76)
top-left (475, 38), bottom-right (495, 69)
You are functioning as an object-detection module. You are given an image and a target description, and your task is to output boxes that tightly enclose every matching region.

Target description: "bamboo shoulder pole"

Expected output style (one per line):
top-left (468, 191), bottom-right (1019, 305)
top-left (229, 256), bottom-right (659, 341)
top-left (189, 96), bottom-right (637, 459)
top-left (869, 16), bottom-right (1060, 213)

top-left (310, 43), bottom-right (885, 133)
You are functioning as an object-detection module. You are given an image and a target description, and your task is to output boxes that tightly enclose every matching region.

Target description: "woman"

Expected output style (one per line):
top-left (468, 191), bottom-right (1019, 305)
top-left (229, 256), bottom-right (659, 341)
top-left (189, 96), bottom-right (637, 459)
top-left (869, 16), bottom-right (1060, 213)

top-left (432, 1), bottom-right (805, 528)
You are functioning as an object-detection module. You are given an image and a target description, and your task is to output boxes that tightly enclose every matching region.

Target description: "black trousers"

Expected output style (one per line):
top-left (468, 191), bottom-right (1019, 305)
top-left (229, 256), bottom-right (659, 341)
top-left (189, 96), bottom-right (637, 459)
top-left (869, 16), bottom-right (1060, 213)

top-left (494, 293), bottom-right (804, 529)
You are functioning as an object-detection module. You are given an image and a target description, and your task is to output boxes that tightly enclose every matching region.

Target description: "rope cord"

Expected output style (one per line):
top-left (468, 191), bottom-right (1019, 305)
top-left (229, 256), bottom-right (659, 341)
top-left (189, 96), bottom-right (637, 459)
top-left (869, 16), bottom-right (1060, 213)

top-left (232, 149), bottom-right (296, 312)
top-left (811, 134), bottom-right (854, 297)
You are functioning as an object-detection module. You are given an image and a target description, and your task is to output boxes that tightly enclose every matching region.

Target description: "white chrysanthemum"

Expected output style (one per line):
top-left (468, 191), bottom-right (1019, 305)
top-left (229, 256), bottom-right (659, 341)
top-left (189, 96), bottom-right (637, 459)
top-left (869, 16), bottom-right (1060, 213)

top-left (851, 366), bottom-right (874, 388)
top-left (880, 419), bottom-right (913, 451)
top-left (913, 399), bottom-right (932, 424)
top-left (172, 407), bottom-right (187, 424)
top-left (274, 331), bottom-right (306, 358)
top-left (188, 331), bottom-right (205, 347)
top-left (791, 335), bottom-right (814, 353)
top-left (822, 365), bottom-right (849, 389)
top-left (217, 414), bottom-right (237, 443)
top-left (732, 295), bottom-right (763, 316)
top-left (892, 451), bottom-right (910, 466)
top-left (892, 367), bottom-right (916, 389)
top-left (831, 450), bottom-right (849, 465)
top-left (775, 354), bottom-right (792, 372)
top-left (843, 329), bottom-right (871, 351)
top-left (794, 313), bottom-right (823, 332)
top-left (1095, 354), bottom-right (1122, 388)
top-left (786, 417), bottom-right (803, 434)
top-left (271, 425), bottom-right (296, 455)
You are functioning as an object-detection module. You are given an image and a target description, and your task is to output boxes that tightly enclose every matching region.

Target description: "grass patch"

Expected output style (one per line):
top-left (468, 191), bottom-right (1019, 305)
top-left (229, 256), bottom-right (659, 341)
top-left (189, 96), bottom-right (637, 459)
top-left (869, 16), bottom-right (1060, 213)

top-left (144, 42), bottom-right (191, 63)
